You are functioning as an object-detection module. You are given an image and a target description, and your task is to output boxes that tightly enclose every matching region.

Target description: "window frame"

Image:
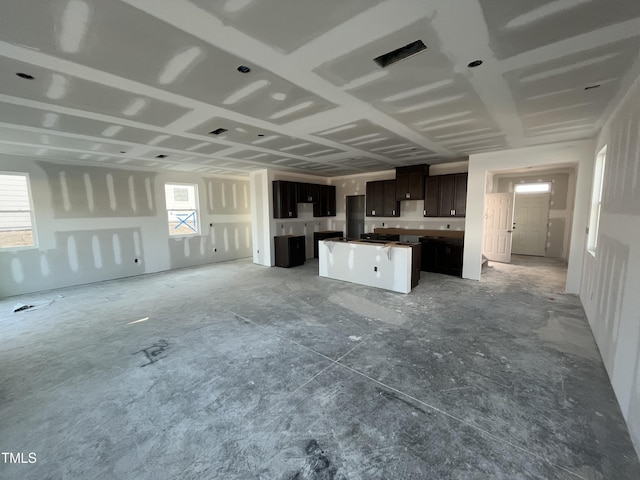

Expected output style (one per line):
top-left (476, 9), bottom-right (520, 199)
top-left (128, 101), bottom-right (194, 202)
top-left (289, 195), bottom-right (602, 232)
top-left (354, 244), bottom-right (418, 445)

top-left (514, 182), bottom-right (551, 194)
top-left (587, 146), bottom-right (607, 256)
top-left (0, 171), bottom-right (38, 250)
top-left (164, 182), bottom-right (201, 237)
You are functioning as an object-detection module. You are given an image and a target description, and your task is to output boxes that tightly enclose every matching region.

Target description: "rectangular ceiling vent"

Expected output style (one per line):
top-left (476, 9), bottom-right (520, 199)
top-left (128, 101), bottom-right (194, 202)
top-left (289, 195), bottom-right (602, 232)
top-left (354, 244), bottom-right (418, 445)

top-left (209, 128), bottom-right (228, 135)
top-left (374, 40), bottom-right (427, 68)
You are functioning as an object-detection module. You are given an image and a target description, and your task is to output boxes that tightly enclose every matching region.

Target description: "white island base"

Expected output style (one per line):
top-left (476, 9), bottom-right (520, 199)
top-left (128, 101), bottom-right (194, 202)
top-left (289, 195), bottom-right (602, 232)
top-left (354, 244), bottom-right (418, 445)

top-left (318, 239), bottom-right (415, 294)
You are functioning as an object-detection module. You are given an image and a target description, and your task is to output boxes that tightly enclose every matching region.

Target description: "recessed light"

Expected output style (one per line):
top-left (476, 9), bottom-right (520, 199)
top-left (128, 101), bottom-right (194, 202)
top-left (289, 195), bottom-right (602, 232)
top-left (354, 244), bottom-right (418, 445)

top-left (155, 154), bottom-right (168, 158)
top-left (16, 72), bottom-right (35, 80)
top-left (584, 84), bottom-right (601, 90)
top-left (467, 60), bottom-right (483, 68)
top-left (237, 65), bottom-right (251, 73)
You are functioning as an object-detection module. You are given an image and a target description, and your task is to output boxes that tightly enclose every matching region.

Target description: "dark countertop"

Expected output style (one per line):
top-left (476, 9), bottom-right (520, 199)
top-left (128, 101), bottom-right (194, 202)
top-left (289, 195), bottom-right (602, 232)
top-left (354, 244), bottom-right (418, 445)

top-left (374, 227), bottom-right (464, 239)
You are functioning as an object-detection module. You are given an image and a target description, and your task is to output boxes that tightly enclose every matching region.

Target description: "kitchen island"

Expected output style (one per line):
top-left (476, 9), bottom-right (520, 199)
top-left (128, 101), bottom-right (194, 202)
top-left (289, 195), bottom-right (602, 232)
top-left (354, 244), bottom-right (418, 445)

top-left (318, 238), bottom-right (420, 294)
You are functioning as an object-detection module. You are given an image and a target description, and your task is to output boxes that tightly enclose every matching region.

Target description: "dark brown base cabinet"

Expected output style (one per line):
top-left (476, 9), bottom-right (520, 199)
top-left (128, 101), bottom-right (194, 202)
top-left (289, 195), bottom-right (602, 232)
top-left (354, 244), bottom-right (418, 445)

top-left (408, 243), bottom-right (422, 288)
top-left (419, 237), bottom-right (463, 277)
top-left (313, 230), bottom-right (343, 258)
top-left (274, 235), bottom-right (306, 268)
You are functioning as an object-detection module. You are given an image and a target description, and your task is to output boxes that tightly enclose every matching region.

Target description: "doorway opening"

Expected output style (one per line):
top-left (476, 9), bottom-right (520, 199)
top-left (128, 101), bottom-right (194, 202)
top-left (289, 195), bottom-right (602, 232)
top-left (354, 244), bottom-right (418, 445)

top-left (512, 189), bottom-right (551, 256)
top-left (482, 166), bottom-right (575, 289)
top-left (346, 195), bottom-right (365, 240)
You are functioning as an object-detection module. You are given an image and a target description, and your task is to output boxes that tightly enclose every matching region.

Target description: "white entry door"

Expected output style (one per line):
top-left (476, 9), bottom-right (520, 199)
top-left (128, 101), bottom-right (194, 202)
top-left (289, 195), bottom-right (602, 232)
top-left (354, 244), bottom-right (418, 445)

top-left (512, 193), bottom-right (550, 256)
top-left (483, 193), bottom-right (514, 263)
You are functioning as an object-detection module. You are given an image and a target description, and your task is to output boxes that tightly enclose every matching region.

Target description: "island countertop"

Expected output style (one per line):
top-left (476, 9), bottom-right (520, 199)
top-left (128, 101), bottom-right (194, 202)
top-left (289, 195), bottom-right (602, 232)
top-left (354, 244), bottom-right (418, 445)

top-left (329, 238), bottom-right (420, 248)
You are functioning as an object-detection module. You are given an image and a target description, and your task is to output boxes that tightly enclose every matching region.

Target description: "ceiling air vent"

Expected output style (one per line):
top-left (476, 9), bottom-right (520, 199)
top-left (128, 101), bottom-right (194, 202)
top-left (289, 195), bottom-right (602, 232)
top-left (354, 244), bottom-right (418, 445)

top-left (374, 40), bottom-right (427, 68)
top-left (209, 128), bottom-right (228, 135)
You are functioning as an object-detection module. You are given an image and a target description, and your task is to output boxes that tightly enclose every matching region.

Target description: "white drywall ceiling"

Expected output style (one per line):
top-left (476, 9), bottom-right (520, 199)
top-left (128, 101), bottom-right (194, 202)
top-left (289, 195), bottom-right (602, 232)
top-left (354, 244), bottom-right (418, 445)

top-left (0, 0), bottom-right (639, 176)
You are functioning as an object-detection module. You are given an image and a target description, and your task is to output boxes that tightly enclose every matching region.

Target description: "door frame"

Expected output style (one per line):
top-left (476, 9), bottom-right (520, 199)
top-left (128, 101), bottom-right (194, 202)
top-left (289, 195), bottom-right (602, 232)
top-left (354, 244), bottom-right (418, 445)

top-left (512, 192), bottom-right (551, 256)
top-left (346, 195), bottom-right (365, 240)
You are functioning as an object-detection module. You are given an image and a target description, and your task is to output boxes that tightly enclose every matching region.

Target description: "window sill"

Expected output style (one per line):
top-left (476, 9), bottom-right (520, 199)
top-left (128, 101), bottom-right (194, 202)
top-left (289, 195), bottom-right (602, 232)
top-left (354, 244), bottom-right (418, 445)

top-left (0, 245), bottom-right (38, 252)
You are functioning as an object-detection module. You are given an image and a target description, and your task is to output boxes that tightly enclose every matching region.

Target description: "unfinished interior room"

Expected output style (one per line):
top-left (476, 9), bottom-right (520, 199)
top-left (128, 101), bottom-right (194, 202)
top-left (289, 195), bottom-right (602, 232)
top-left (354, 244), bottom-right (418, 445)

top-left (1, 1), bottom-right (640, 478)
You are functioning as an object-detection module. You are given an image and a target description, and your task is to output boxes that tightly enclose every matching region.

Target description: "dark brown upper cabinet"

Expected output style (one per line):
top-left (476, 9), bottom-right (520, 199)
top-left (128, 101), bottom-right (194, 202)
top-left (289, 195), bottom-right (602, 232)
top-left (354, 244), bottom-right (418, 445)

top-left (273, 180), bottom-right (298, 218)
top-left (273, 181), bottom-right (335, 218)
top-left (453, 173), bottom-right (467, 217)
top-left (365, 181), bottom-right (383, 217)
top-left (296, 182), bottom-right (320, 203)
top-left (424, 176), bottom-right (439, 216)
top-left (366, 180), bottom-right (400, 217)
top-left (423, 173), bottom-right (468, 217)
top-left (438, 175), bottom-right (456, 215)
top-left (313, 185), bottom-right (336, 217)
top-left (395, 165), bottom-right (429, 201)
top-left (382, 180), bottom-right (400, 216)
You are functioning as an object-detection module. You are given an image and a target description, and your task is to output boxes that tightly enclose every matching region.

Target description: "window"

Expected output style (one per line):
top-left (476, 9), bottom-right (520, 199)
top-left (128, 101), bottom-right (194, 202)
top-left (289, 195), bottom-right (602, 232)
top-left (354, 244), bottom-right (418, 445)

top-left (587, 146), bottom-right (607, 255)
top-left (165, 183), bottom-right (200, 236)
top-left (514, 182), bottom-right (551, 193)
top-left (0, 173), bottom-right (36, 248)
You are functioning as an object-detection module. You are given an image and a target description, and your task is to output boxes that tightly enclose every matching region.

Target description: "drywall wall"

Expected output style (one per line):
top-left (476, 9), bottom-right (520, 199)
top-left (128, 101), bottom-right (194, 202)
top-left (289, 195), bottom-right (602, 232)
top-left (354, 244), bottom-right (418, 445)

top-left (167, 174), bottom-right (251, 269)
top-left (328, 161), bottom-right (469, 235)
top-left (249, 169), bottom-right (272, 267)
top-left (494, 168), bottom-right (576, 259)
top-left (580, 74), bottom-right (640, 458)
top-left (39, 163), bottom-right (156, 218)
top-left (0, 155), bottom-right (251, 297)
top-left (464, 140), bottom-right (594, 294)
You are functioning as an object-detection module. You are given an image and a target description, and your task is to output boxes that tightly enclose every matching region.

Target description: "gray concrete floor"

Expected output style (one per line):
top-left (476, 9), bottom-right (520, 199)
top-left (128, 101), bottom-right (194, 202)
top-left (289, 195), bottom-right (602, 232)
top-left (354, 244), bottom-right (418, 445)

top-left (1, 255), bottom-right (638, 479)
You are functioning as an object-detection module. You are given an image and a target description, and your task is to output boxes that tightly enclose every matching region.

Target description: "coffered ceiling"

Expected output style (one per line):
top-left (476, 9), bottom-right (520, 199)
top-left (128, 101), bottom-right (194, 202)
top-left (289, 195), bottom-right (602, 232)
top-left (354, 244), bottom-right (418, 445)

top-left (0, 0), bottom-right (639, 176)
